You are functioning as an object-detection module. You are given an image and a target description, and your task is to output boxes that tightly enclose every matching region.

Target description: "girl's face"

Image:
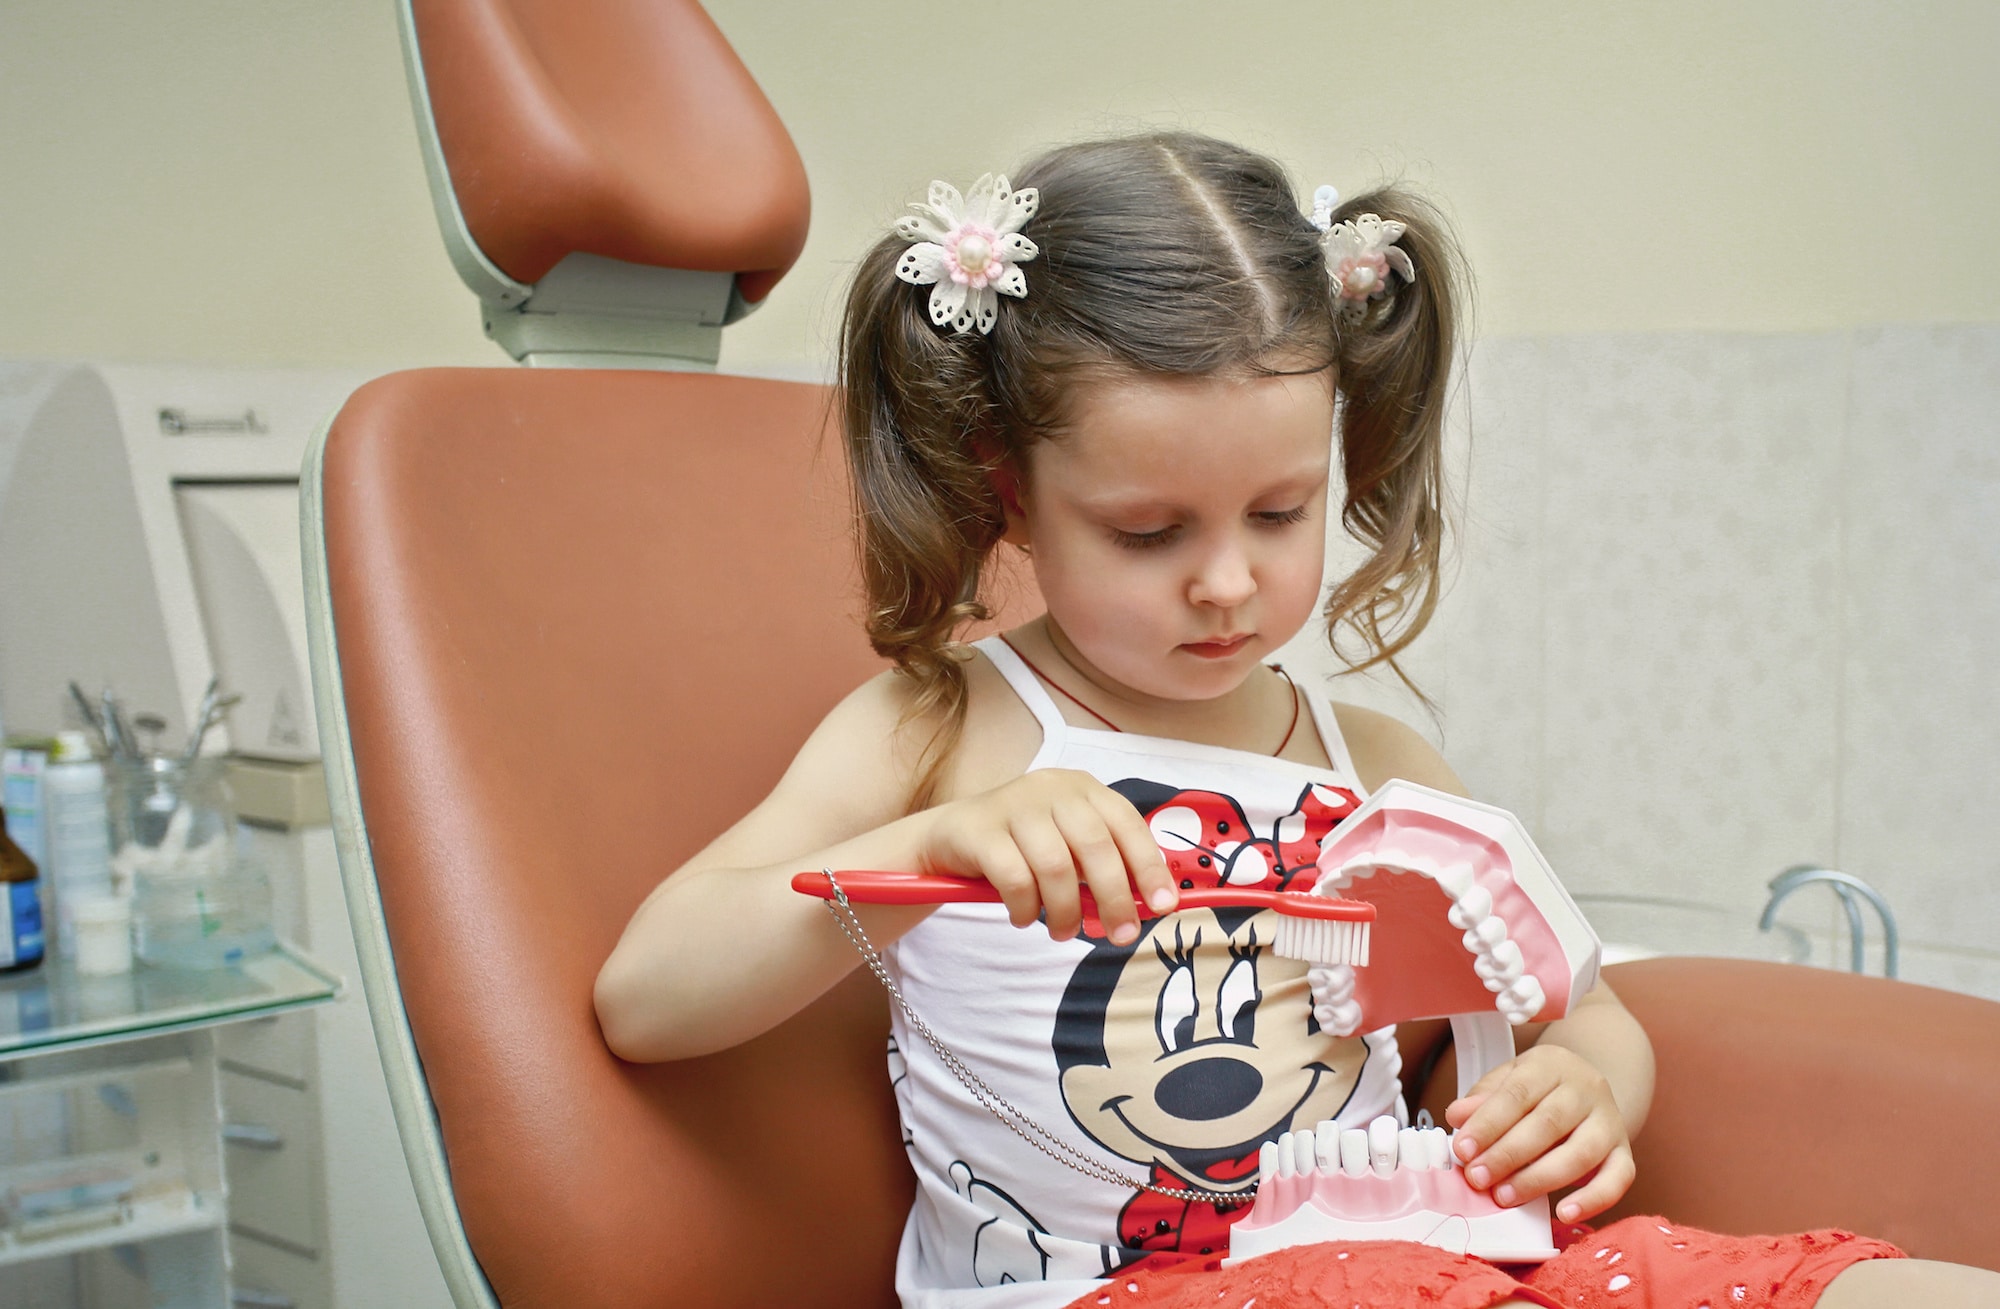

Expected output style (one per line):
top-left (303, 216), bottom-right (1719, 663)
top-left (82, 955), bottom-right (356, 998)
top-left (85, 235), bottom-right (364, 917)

top-left (1005, 368), bottom-right (1336, 707)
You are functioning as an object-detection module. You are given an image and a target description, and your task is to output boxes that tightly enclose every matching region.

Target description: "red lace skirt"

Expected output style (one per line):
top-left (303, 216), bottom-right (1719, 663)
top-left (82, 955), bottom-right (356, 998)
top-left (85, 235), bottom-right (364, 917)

top-left (1059, 1216), bottom-right (1903, 1309)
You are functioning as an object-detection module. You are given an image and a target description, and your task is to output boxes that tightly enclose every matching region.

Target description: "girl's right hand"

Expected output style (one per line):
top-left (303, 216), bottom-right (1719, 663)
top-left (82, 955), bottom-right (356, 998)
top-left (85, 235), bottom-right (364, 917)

top-left (918, 769), bottom-right (1176, 946)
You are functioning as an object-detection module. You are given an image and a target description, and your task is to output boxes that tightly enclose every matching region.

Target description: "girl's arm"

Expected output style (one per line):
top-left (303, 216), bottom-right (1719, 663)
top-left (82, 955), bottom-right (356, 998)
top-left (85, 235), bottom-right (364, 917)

top-left (1334, 702), bottom-right (1656, 1222)
top-left (594, 670), bottom-right (1173, 1064)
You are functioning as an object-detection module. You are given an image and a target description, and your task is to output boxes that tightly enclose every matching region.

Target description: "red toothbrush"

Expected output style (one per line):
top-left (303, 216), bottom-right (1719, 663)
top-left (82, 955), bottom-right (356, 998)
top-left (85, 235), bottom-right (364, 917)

top-left (791, 870), bottom-right (1374, 966)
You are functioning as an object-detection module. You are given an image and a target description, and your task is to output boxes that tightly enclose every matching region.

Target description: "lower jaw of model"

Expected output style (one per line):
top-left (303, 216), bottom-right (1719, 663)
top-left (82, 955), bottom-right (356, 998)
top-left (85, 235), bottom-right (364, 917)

top-left (1226, 1112), bottom-right (1558, 1264)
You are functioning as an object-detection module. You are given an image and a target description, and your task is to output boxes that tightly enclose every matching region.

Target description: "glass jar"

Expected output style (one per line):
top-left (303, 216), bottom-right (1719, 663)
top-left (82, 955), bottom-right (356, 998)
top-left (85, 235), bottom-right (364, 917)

top-left (107, 756), bottom-right (238, 892)
top-left (108, 758), bottom-right (274, 969)
top-left (131, 852), bottom-right (275, 970)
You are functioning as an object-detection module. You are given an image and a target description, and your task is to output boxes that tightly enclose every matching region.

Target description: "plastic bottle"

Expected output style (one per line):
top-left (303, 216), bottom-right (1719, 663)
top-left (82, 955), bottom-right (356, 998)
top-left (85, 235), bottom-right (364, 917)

top-left (44, 730), bottom-right (113, 959)
top-left (0, 799), bottom-right (45, 971)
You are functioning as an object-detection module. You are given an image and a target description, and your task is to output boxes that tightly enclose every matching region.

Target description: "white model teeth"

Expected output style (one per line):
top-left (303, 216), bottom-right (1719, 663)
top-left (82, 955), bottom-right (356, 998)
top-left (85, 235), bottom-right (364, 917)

top-left (1311, 964), bottom-right (1366, 1037)
top-left (1398, 1126), bottom-right (1428, 1170)
top-left (1367, 1116), bottom-right (1399, 1177)
top-left (1292, 1130), bottom-right (1317, 1177)
top-left (1463, 918), bottom-right (1507, 951)
top-left (1446, 884), bottom-right (1493, 929)
top-left (1474, 939), bottom-right (1525, 987)
top-left (1315, 1120), bottom-right (1341, 1172)
top-left (1498, 976), bottom-right (1545, 1023)
top-left (1432, 862), bottom-right (1476, 900)
top-left (1269, 1117), bottom-right (1461, 1185)
top-left (1339, 1128), bottom-right (1369, 1177)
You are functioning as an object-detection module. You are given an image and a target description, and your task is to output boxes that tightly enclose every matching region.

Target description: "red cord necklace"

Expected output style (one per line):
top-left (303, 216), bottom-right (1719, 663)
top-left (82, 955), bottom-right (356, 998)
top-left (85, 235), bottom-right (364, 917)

top-left (997, 635), bottom-right (1301, 757)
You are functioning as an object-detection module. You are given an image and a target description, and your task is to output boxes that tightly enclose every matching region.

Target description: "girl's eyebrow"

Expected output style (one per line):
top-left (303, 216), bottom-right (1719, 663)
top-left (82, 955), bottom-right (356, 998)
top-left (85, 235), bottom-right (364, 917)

top-left (1077, 466), bottom-right (1330, 516)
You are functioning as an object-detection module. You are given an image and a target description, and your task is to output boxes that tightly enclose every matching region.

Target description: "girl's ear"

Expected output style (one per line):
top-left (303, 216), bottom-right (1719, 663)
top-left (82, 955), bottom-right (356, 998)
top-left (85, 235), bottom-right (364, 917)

top-left (993, 464), bottom-right (1031, 547)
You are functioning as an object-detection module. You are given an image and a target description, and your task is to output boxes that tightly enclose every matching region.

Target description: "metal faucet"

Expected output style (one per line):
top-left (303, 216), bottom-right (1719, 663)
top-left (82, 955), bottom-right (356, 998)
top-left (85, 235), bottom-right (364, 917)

top-left (1759, 865), bottom-right (1899, 978)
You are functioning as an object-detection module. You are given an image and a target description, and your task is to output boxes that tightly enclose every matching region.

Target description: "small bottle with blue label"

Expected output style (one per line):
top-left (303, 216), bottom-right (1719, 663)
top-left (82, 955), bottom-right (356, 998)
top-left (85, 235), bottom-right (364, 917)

top-left (0, 799), bottom-right (45, 971)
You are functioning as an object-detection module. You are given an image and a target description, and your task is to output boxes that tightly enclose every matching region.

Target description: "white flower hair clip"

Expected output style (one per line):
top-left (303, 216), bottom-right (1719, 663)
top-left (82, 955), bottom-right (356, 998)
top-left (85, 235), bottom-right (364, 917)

top-left (894, 174), bottom-right (1039, 335)
top-left (1308, 185), bottom-right (1415, 310)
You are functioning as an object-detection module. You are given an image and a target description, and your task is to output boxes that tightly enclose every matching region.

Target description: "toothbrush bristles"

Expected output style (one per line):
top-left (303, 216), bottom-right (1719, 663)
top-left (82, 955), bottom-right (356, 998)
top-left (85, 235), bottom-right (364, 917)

top-left (1273, 915), bottom-right (1371, 967)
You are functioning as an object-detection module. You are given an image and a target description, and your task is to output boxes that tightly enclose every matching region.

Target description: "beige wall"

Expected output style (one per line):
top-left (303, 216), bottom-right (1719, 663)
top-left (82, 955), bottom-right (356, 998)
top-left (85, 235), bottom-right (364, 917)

top-left (1, 2), bottom-right (1995, 375)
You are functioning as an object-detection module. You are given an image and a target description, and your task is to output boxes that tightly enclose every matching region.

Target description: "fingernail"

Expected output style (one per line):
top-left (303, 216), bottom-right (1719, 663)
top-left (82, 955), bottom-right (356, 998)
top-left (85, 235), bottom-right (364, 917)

top-left (1495, 1183), bottom-right (1516, 1206)
top-left (1467, 1164), bottom-right (1490, 1189)
top-left (1558, 1202), bottom-right (1579, 1222)
top-left (1455, 1136), bottom-right (1478, 1160)
top-left (1111, 923), bottom-right (1138, 946)
top-left (1148, 888), bottom-right (1177, 912)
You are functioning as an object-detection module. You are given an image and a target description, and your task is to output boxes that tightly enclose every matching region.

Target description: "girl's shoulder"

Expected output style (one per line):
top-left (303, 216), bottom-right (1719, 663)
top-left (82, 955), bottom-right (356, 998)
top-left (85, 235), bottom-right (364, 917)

top-left (792, 650), bottom-right (1041, 813)
top-left (1325, 700), bottom-right (1467, 797)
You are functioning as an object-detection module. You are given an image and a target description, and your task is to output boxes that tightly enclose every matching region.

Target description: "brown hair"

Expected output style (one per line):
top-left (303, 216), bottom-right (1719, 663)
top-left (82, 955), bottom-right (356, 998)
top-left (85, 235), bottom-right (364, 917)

top-left (838, 132), bottom-right (1464, 807)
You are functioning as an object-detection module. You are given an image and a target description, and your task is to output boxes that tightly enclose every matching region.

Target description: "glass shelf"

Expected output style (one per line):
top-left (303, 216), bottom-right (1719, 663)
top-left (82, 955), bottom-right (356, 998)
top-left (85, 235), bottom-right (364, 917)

top-left (0, 944), bottom-right (340, 1060)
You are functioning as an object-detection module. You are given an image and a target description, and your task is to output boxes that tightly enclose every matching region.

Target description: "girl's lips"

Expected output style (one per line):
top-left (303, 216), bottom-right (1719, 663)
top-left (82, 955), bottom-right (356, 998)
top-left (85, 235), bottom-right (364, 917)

top-left (1183, 635), bottom-right (1252, 659)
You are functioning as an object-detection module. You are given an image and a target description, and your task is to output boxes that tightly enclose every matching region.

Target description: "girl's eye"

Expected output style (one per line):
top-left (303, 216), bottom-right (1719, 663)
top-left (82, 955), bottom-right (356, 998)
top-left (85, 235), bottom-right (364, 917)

top-left (1111, 525), bottom-right (1180, 550)
top-left (1254, 505), bottom-right (1311, 527)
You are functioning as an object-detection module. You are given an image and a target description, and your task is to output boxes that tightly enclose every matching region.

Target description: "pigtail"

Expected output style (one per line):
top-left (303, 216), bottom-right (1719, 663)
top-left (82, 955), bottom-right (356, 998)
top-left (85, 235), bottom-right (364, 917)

top-left (839, 238), bottom-right (1010, 808)
top-left (1322, 186), bottom-right (1466, 694)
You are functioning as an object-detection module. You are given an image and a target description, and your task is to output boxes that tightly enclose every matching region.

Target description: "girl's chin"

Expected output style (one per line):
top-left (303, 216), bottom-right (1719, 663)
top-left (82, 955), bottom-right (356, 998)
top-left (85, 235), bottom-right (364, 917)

top-left (1097, 653), bottom-right (1264, 704)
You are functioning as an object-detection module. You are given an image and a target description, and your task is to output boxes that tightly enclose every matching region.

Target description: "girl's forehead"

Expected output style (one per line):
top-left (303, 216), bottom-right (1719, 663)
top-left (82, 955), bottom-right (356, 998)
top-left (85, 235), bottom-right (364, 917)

top-left (1034, 369), bottom-right (1335, 491)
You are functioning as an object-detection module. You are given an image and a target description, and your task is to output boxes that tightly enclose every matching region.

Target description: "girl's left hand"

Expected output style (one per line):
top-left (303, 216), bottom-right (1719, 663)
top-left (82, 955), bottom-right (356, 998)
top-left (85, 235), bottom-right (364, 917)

top-left (1445, 1043), bottom-right (1636, 1224)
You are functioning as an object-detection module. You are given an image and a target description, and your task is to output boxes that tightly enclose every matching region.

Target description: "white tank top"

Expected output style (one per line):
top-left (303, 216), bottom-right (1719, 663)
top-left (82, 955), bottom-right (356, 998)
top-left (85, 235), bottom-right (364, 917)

top-left (886, 638), bottom-right (1405, 1309)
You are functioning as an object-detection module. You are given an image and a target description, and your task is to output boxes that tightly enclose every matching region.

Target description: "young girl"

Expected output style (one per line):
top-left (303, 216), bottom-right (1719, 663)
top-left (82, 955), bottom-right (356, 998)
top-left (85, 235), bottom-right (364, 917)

top-left (595, 133), bottom-right (1992, 1309)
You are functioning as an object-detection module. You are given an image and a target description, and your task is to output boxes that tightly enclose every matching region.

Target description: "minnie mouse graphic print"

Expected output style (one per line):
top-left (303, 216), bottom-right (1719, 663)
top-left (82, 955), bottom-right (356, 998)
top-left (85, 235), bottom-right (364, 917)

top-left (883, 638), bottom-right (1405, 1309)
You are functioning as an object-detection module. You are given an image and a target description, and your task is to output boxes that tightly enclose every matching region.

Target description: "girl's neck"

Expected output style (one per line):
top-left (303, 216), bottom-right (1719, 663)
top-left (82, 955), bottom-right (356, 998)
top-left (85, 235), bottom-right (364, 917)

top-left (1016, 616), bottom-right (1303, 757)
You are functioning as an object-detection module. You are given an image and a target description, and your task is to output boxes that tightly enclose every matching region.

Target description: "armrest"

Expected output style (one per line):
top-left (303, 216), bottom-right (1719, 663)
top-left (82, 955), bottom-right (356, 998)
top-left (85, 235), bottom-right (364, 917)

top-left (1603, 957), bottom-right (2000, 1270)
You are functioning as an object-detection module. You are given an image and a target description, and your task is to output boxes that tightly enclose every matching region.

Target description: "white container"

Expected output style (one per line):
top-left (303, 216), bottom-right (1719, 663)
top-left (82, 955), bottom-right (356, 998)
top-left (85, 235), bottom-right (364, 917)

top-left (45, 731), bottom-right (114, 959)
top-left (70, 892), bottom-right (134, 976)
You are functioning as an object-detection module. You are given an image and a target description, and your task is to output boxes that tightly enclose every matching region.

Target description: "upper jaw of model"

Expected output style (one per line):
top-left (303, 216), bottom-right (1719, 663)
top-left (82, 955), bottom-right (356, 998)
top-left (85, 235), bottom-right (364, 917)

top-left (1305, 780), bottom-right (1600, 1041)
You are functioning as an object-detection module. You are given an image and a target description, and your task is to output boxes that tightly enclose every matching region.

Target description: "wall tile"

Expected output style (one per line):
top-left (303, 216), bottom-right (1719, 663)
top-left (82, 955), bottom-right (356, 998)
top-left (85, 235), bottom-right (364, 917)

top-left (1288, 338), bottom-right (1547, 830)
top-left (1536, 333), bottom-right (1847, 915)
top-left (1837, 324), bottom-right (2000, 952)
top-left (1428, 337), bottom-right (1549, 826)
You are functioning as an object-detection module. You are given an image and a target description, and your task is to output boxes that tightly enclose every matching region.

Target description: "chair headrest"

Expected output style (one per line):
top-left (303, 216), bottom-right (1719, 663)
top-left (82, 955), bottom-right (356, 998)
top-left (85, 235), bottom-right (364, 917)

top-left (407, 0), bottom-right (810, 309)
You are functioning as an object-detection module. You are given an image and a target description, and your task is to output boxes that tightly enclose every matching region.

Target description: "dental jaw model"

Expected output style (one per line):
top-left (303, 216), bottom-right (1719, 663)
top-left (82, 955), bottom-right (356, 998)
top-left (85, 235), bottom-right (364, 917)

top-left (1226, 780), bottom-right (1602, 1265)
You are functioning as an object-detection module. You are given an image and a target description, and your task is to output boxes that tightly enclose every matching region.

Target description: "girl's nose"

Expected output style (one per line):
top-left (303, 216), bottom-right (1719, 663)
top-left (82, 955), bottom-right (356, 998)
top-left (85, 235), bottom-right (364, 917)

top-left (1188, 537), bottom-right (1256, 608)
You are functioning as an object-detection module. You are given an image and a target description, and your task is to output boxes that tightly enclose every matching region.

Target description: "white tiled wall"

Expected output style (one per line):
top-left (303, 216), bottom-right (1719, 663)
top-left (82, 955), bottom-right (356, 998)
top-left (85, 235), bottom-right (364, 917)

top-left (1283, 323), bottom-right (2000, 998)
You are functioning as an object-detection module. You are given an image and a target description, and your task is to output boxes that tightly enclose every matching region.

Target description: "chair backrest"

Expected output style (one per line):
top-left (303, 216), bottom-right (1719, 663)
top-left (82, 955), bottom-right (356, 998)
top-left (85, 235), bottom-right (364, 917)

top-left (304, 369), bottom-right (918, 1308)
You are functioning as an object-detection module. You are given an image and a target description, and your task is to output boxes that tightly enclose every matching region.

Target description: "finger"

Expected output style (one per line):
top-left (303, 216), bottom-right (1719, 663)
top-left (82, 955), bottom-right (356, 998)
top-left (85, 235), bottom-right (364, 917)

top-left (1090, 789), bottom-right (1176, 914)
top-left (1452, 1062), bottom-right (1561, 1171)
top-left (1444, 1093), bottom-right (1487, 1131)
top-left (1550, 1144), bottom-right (1636, 1223)
top-left (1488, 1115), bottom-right (1622, 1207)
top-left (1053, 800), bottom-right (1141, 945)
top-left (1009, 815), bottom-right (1082, 939)
top-left (976, 842), bottom-right (1045, 932)
top-left (1460, 1082), bottom-right (1580, 1190)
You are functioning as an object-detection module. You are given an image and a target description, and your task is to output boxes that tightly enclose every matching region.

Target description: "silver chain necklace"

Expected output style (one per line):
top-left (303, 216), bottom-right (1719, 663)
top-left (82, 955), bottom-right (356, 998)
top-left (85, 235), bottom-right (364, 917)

top-left (817, 869), bottom-right (1252, 1207)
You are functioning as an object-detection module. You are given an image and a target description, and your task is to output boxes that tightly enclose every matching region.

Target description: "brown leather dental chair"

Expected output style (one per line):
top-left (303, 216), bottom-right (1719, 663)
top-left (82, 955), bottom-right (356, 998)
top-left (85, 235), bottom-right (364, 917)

top-left (304, 4), bottom-right (920, 1306)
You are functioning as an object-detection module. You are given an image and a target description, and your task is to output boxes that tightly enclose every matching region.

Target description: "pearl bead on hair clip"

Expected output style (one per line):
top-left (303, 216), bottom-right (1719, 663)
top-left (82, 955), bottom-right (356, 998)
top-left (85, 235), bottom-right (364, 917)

top-left (1309, 184), bottom-right (1415, 308)
top-left (893, 174), bottom-right (1040, 335)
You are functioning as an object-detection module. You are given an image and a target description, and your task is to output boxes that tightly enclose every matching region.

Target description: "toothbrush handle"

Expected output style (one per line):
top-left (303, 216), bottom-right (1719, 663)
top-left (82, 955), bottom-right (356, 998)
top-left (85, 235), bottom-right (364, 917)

top-left (790, 870), bottom-right (1006, 906)
top-left (789, 870), bottom-right (1374, 926)
top-left (793, 868), bottom-right (1127, 937)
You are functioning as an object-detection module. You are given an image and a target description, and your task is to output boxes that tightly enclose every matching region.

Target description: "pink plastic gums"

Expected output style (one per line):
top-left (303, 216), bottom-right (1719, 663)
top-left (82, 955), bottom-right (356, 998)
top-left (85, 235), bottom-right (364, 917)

top-left (1307, 780), bottom-right (1600, 1035)
top-left (1231, 1122), bottom-right (1558, 1262)
top-left (1227, 781), bottom-right (1601, 1266)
